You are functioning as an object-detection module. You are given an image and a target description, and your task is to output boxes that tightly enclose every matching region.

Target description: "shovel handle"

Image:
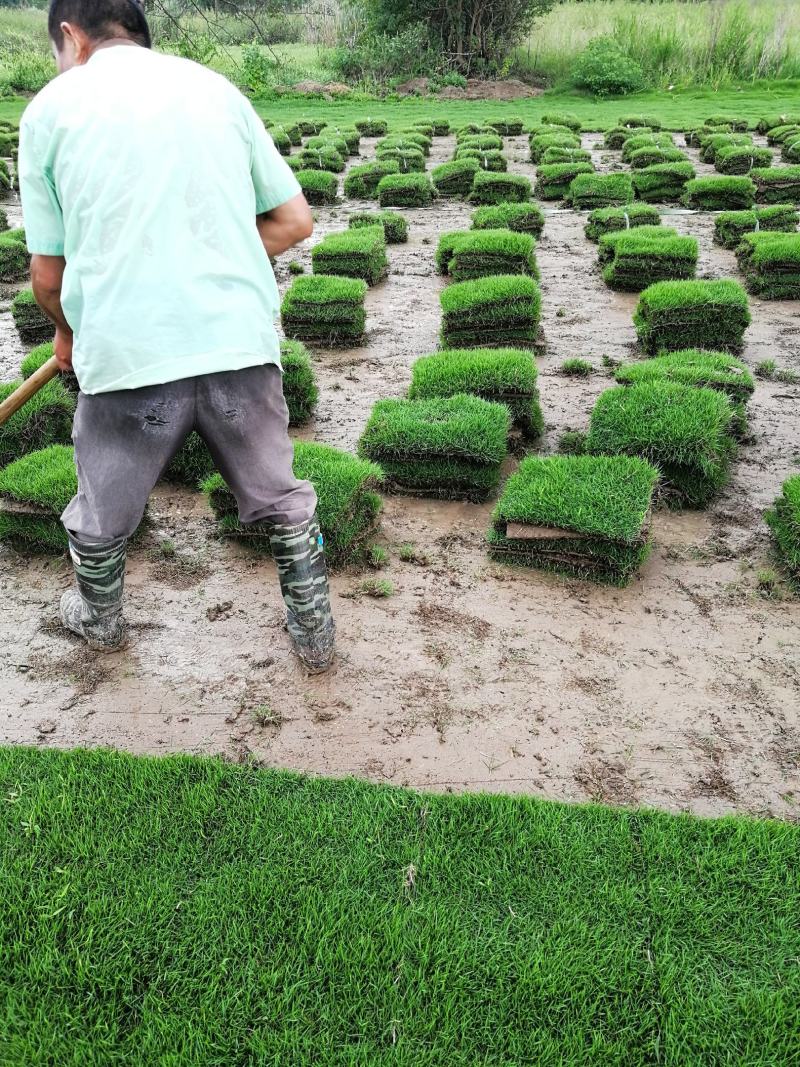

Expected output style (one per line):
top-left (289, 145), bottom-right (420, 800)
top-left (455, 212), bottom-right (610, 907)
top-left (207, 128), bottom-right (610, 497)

top-left (0, 355), bottom-right (61, 427)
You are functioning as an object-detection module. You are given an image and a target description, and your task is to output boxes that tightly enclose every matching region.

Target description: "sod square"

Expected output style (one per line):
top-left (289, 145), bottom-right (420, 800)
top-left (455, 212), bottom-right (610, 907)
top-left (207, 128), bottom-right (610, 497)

top-left (163, 431), bottom-right (215, 487)
top-left (604, 125), bottom-right (651, 149)
top-left (568, 172), bottom-right (634, 210)
top-left (20, 341), bottom-right (79, 392)
top-left (203, 441), bottom-right (383, 566)
top-left (766, 475), bottom-right (800, 579)
top-left (621, 133), bottom-right (675, 163)
top-left (469, 171), bottom-right (532, 205)
top-left (295, 169), bottom-right (338, 206)
top-left (12, 290), bottom-right (53, 343)
top-left (704, 114), bottom-right (750, 131)
top-left (529, 132), bottom-right (581, 163)
top-left (446, 229), bottom-right (538, 282)
top-left (632, 162), bottom-right (697, 202)
top-left (757, 113), bottom-right (800, 134)
top-left (488, 454), bottom-right (657, 584)
top-left (586, 381), bottom-right (735, 508)
top-left (416, 117), bottom-right (449, 136)
top-left (0, 235), bottom-right (29, 282)
top-left (682, 176), bottom-right (756, 211)
top-left (541, 111), bottom-right (582, 132)
top-left (471, 202), bottom-right (545, 238)
top-left (600, 228), bottom-right (698, 291)
top-left (540, 146), bottom-right (592, 165)
top-left (751, 166), bottom-right (800, 203)
top-left (633, 279), bottom-right (750, 354)
top-left (488, 117), bottom-right (524, 136)
top-left (311, 225), bottom-right (388, 286)
top-left (376, 172), bottom-right (434, 208)
top-left (277, 123), bottom-right (302, 146)
top-left (454, 148), bottom-right (508, 172)
top-left (534, 162), bottom-right (594, 201)
top-left (440, 274), bottom-right (542, 349)
top-left (698, 133), bottom-right (753, 164)
top-left (0, 444), bottom-right (77, 552)
top-left (0, 377), bottom-right (74, 467)
top-left (715, 145), bottom-right (773, 175)
top-left (431, 159), bottom-right (480, 197)
top-left (374, 146), bottom-right (426, 173)
top-left (269, 127), bottom-right (291, 155)
top-left (330, 127), bottom-right (361, 154)
top-left (619, 114), bottom-right (662, 130)
top-left (348, 210), bottom-right (408, 243)
top-left (405, 123), bottom-right (434, 138)
top-left (457, 134), bottom-right (503, 152)
top-left (383, 132), bottom-right (431, 155)
top-left (713, 204), bottom-right (799, 248)
top-left (584, 202), bottom-right (662, 242)
top-left (685, 124), bottom-right (731, 148)
top-left (343, 160), bottom-right (400, 199)
top-left (767, 125), bottom-right (800, 145)
top-left (354, 118), bottom-right (388, 136)
top-left (296, 146), bottom-right (346, 173)
top-left (281, 275), bottom-right (367, 346)
top-left (782, 138), bottom-right (800, 163)
top-left (736, 231), bottom-right (800, 299)
top-left (409, 347), bottom-right (543, 438)
top-left (358, 394), bottom-right (509, 501)
top-left (629, 146), bottom-right (688, 170)
top-left (296, 118), bottom-right (327, 135)
top-left (306, 134), bottom-right (348, 157)
top-left (456, 123), bottom-right (497, 141)
top-left (434, 231), bottom-right (462, 275)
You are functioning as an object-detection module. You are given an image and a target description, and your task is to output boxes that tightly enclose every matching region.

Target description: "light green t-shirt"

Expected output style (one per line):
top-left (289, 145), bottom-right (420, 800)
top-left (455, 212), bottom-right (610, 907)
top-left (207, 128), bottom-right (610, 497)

top-left (18, 45), bottom-right (301, 394)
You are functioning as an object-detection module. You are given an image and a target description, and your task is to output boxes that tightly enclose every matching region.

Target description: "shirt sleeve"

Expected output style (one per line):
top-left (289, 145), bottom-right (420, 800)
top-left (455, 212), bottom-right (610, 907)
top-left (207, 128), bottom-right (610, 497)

top-left (243, 100), bottom-right (302, 214)
top-left (18, 115), bottom-right (66, 256)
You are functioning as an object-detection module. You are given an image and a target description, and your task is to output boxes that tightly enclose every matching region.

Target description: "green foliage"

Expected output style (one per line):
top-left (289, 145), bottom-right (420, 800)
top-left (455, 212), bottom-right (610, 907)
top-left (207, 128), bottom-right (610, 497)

top-left (445, 229), bottom-right (538, 282)
top-left (296, 146), bottom-right (345, 172)
top-left (0, 234), bottom-right (29, 282)
top-left (713, 205), bottom-right (799, 249)
top-left (558, 429), bottom-right (588, 455)
top-left (561, 357), bottom-right (593, 377)
top-left (736, 231), bottom-right (800, 299)
top-left (440, 274), bottom-right (542, 348)
top-left (377, 172), bottom-right (434, 207)
top-left (631, 161), bottom-right (696, 203)
top-left (682, 176), bottom-right (756, 211)
top-left (343, 159), bottom-right (400, 199)
top-left (0, 377), bottom-right (74, 468)
top-left (312, 225), bottom-right (388, 285)
top-left (751, 166), bottom-right (800, 204)
top-left (296, 168), bottom-right (338, 205)
top-left (568, 172), bottom-right (633, 209)
top-left (281, 274), bottom-right (367, 345)
top-left (600, 228), bottom-right (698, 291)
top-left (471, 201), bottom-right (545, 237)
top-left (469, 170), bottom-right (532, 205)
top-left (634, 279), bottom-right (750, 354)
top-left (11, 289), bottom-right (51, 344)
top-left (530, 131), bottom-right (581, 162)
top-left (585, 202), bottom-right (661, 242)
top-left (535, 162), bottom-right (594, 201)
top-left (431, 159), bottom-right (481, 197)
top-left (615, 349), bottom-right (754, 405)
top-left (329, 23), bottom-right (438, 89)
top-left (572, 37), bottom-right (645, 96)
top-left (454, 148), bottom-right (508, 172)
top-left (349, 209), bottom-right (408, 243)
top-left (628, 146), bottom-right (687, 169)
top-left (766, 474), bottom-right (800, 579)
top-left (0, 444), bottom-right (75, 551)
top-left (715, 144), bottom-right (772, 175)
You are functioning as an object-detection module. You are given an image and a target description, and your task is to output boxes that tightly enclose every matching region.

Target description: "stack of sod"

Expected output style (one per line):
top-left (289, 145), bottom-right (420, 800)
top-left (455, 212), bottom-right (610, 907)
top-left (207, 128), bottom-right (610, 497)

top-left (540, 146), bottom-right (592, 165)
top-left (628, 146), bottom-right (687, 169)
top-left (534, 162), bottom-right (594, 201)
top-left (456, 123), bottom-right (495, 140)
top-left (0, 378), bottom-right (74, 467)
top-left (682, 176), bottom-right (756, 211)
top-left (529, 132), bottom-right (581, 163)
top-left (203, 442), bottom-right (383, 566)
top-left (388, 132), bottom-right (432, 155)
top-left (698, 133), bottom-right (753, 165)
top-left (488, 118), bottom-right (525, 136)
top-left (685, 124), bottom-right (732, 148)
top-left (306, 134), bottom-right (348, 158)
top-left (456, 134), bottom-right (503, 152)
top-left (541, 112), bottom-right (582, 132)
top-left (599, 228), bottom-right (698, 291)
top-left (584, 202), bottom-right (661, 242)
top-left (621, 133), bottom-right (675, 163)
top-left (269, 128), bottom-right (291, 155)
top-left (296, 146), bottom-right (345, 173)
top-left (20, 341), bottom-right (79, 393)
top-left (568, 172), bottom-right (633, 210)
top-left (782, 139), bottom-right (800, 163)
top-left (0, 231), bottom-right (29, 282)
top-left (767, 125), bottom-right (800, 146)
top-left (311, 225), bottom-right (388, 286)
top-left (409, 348), bottom-right (543, 438)
top-left (11, 290), bottom-right (52, 343)
top-left (604, 126), bottom-right (651, 150)
top-left (349, 210), bottom-right (408, 243)
top-left (431, 159), bottom-right (480, 197)
top-left (757, 114), bottom-right (800, 135)
top-left (765, 475), bottom-right (800, 581)
top-left (343, 160), bottom-right (400, 199)
top-left (713, 204), bottom-right (799, 248)
top-left (445, 230), bottom-right (538, 282)
top-left (374, 146), bottom-right (426, 173)
top-left (402, 124), bottom-right (433, 140)
top-left (715, 145), bottom-right (773, 175)
top-left (487, 454), bottom-right (657, 585)
top-left (440, 275), bottom-right (541, 349)
top-left (454, 148), bottom-right (507, 172)
top-left (471, 202), bottom-right (545, 238)
top-left (354, 118), bottom-right (388, 136)
top-left (434, 231), bottom-right (461, 275)
top-left (620, 114), bottom-right (662, 130)
top-left (469, 171), bottom-right (531, 206)
top-left (296, 169), bottom-right (337, 206)
top-left (736, 231), bottom-right (800, 299)
top-left (0, 445), bottom-right (76, 552)
top-left (377, 173), bottom-right (434, 208)
top-left (751, 166), bottom-right (800, 204)
top-left (296, 119), bottom-right (326, 136)
top-left (631, 162), bottom-right (696, 202)
top-left (410, 117), bottom-right (449, 136)
top-left (633, 279), bottom-right (750, 354)
top-left (281, 275), bottom-right (367, 346)
top-left (357, 395), bottom-right (509, 502)
top-left (586, 382), bottom-right (735, 508)
top-left (705, 114), bottom-right (749, 132)
top-left (277, 123), bottom-right (302, 147)
top-left (528, 123), bottom-right (573, 138)
top-left (321, 128), bottom-right (360, 154)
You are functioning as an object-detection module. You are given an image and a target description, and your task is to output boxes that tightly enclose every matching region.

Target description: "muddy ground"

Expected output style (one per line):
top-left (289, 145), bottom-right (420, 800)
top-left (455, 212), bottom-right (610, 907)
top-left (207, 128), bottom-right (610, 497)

top-left (1, 130), bottom-right (799, 819)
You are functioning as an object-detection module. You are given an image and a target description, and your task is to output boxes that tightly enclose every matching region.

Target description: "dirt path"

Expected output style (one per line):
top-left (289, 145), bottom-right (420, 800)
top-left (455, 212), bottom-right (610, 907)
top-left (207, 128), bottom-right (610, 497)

top-left (2, 132), bottom-right (799, 819)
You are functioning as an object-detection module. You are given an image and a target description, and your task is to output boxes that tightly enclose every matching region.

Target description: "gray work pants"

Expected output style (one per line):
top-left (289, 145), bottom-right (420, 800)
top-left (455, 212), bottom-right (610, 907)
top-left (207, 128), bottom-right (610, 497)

top-left (62, 363), bottom-right (317, 541)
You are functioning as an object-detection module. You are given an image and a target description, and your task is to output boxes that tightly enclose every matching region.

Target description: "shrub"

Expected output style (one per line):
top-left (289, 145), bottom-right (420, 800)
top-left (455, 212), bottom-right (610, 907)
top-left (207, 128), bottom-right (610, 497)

top-left (446, 229), bottom-right (538, 282)
top-left (586, 382), bottom-right (735, 508)
top-left (628, 146), bottom-right (687, 169)
top-left (682, 176), bottom-right (756, 211)
top-left (11, 290), bottom-right (52, 343)
top-left (0, 444), bottom-right (76, 552)
top-left (0, 377), bottom-right (74, 467)
top-left (409, 348), bottom-right (543, 438)
top-left (312, 225), bottom-right (388, 286)
top-left (713, 205), bottom-right (799, 249)
top-left (471, 202), bottom-right (545, 238)
top-left (296, 147), bottom-right (346, 173)
top-left (488, 118), bottom-right (525, 136)
top-left (375, 146), bottom-right (427, 173)
top-left (296, 169), bottom-right (338, 206)
top-left (530, 132), bottom-right (581, 163)
top-left (568, 172), bottom-right (633, 210)
top-left (604, 125), bottom-right (651, 150)
top-left (354, 118), bottom-right (389, 136)
top-left (631, 162), bottom-right (696, 203)
top-left (765, 475), bottom-right (800, 580)
top-left (561, 358), bottom-right (593, 377)
top-left (454, 148), bottom-right (508, 172)
top-left (600, 229), bottom-right (698, 291)
top-left (736, 232), bottom-right (800, 300)
top-left (715, 145), bottom-right (772, 175)
top-left (440, 274), bottom-right (541, 349)
top-left (0, 236), bottom-right (29, 282)
top-left (358, 395), bottom-right (509, 502)
top-left (534, 162), bottom-right (594, 201)
top-left (633, 279), bottom-right (750, 354)
top-left (584, 202), bottom-right (661, 242)
top-left (572, 37), bottom-right (646, 97)
top-left (344, 160), bottom-right (400, 199)
top-left (431, 159), bottom-right (480, 197)
top-left (751, 167), bottom-right (800, 204)
top-left (377, 172), bottom-right (434, 208)
top-left (349, 210), bottom-right (408, 243)
top-left (281, 275), bottom-right (368, 346)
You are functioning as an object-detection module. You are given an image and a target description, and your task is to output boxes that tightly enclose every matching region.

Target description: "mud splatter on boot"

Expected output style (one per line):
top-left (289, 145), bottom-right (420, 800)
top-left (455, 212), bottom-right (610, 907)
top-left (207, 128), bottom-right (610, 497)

top-left (60, 535), bottom-right (127, 651)
top-left (269, 514), bottom-right (335, 674)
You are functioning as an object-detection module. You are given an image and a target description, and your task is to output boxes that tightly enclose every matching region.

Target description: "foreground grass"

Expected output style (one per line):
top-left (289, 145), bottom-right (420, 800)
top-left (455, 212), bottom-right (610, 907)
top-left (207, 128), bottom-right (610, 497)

top-left (1, 747), bottom-right (798, 1065)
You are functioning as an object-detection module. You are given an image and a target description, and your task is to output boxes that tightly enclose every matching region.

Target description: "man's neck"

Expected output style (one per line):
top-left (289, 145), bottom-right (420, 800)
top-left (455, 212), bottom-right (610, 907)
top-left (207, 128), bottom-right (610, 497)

top-left (87, 37), bottom-right (140, 60)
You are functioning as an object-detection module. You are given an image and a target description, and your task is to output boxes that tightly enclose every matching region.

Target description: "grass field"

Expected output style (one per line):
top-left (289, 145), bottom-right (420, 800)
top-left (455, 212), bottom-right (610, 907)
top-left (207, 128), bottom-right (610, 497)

top-left (1, 746), bottom-right (798, 1064)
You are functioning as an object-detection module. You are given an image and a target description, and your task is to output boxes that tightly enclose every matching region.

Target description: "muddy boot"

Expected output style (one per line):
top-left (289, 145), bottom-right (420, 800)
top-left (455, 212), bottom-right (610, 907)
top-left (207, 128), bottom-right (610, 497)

top-left (60, 535), bottom-right (127, 651)
top-left (269, 514), bottom-right (335, 674)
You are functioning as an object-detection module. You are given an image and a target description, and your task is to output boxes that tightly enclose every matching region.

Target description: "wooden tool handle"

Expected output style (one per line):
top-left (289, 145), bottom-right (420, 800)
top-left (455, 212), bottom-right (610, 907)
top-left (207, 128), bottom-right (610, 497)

top-left (0, 355), bottom-right (61, 427)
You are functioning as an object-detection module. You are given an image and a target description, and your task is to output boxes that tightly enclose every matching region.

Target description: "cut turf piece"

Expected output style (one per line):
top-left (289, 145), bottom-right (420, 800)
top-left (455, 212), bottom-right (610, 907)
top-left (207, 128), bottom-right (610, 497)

top-left (534, 162), bottom-right (594, 201)
top-left (374, 146), bottom-right (426, 173)
top-left (586, 382), bottom-right (735, 508)
top-left (354, 118), bottom-right (388, 136)
top-left (715, 145), bottom-right (773, 175)
top-left (628, 146), bottom-right (688, 169)
top-left (698, 133), bottom-right (753, 165)
top-left (705, 114), bottom-right (750, 132)
top-left (277, 123), bottom-right (302, 146)
top-left (281, 274), bottom-right (367, 346)
top-left (435, 231), bottom-right (462, 275)
top-left (0, 444), bottom-right (76, 552)
top-left (604, 125), bottom-right (651, 150)
top-left (328, 127), bottom-right (361, 154)
top-left (765, 475), bottom-right (800, 580)
top-left (431, 159), bottom-right (480, 197)
top-left (295, 169), bottom-right (338, 206)
top-left (454, 148), bottom-right (507, 172)
top-left (383, 132), bottom-right (431, 155)
top-left (619, 114), bottom-right (662, 130)
top-left (348, 209), bottom-right (408, 243)
top-left (682, 176), bottom-right (756, 211)
top-left (295, 147), bottom-right (345, 173)
top-left (488, 454), bottom-right (657, 585)
top-left (713, 204), bottom-right (799, 248)
top-left (409, 347), bottom-right (543, 438)
top-left (767, 125), bottom-right (800, 146)
top-left (20, 341), bottom-right (79, 393)
top-left (296, 118), bottom-right (327, 135)
top-left (685, 124), bottom-right (731, 148)
top-left (568, 172), bottom-right (634, 210)
top-left (597, 226), bottom-right (675, 266)
top-left (0, 377), bottom-right (74, 467)
top-left (163, 432), bottom-right (214, 487)
top-left (621, 133), bottom-right (675, 163)
top-left (11, 289), bottom-right (52, 343)
top-left (600, 228), bottom-right (698, 291)
top-left (0, 235), bottom-right (29, 281)
top-left (469, 171), bottom-right (532, 206)
top-left (631, 162), bottom-right (696, 203)
top-left (269, 128), bottom-right (291, 155)
top-left (306, 134), bottom-right (348, 157)
top-left (203, 441), bottom-right (383, 566)
top-left (471, 201), bottom-right (545, 238)
top-left (782, 138), bottom-right (800, 164)
top-left (488, 118), bottom-right (524, 136)
top-left (415, 117), bottom-right (449, 136)
top-left (584, 202), bottom-right (662, 242)
top-left (757, 113), bottom-right (800, 135)
top-left (446, 229), bottom-right (538, 282)
top-left (377, 172), bottom-right (434, 208)
top-left (311, 225), bottom-right (388, 286)
top-left (343, 160), bottom-right (400, 199)
top-left (457, 134), bottom-right (504, 152)
top-left (541, 111), bottom-right (582, 132)
top-left (529, 132), bottom-right (581, 163)
top-left (440, 274), bottom-right (542, 349)
top-left (736, 231), bottom-right (800, 299)
top-left (751, 166), bottom-right (800, 204)
top-left (540, 146), bottom-right (592, 165)
top-left (358, 394), bottom-right (509, 502)
top-left (633, 279), bottom-right (750, 354)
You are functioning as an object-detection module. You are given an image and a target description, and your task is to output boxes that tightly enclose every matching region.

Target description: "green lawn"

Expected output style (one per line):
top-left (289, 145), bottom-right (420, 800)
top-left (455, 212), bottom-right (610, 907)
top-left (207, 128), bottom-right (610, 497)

top-left (1, 746), bottom-right (798, 1065)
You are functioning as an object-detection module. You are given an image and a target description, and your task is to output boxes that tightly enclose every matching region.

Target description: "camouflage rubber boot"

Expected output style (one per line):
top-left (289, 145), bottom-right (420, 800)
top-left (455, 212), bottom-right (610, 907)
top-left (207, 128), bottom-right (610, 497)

top-left (269, 513), bottom-right (335, 674)
top-left (60, 535), bottom-right (127, 651)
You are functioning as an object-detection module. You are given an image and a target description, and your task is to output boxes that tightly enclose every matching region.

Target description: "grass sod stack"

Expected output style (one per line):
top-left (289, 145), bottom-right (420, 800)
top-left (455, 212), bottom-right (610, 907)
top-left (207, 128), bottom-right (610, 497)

top-left (704, 114), bottom-right (750, 132)
top-left (306, 134), bottom-right (348, 158)
top-left (435, 231), bottom-right (462, 276)
top-left (295, 169), bottom-right (337, 206)
top-left (621, 133), bottom-right (676, 163)
top-left (295, 147), bottom-right (345, 173)
top-left (0, 234), bottom-right (29, 282)
top-left (376, 172), bottom-right (434, 208)
top-left (409, 348), bottom-right (543, 438)
top-left (446, 229), bottom-right (538, 282)
top-left (736, 231), bottom-right (800, 299)
top-left (619, 114), bottom-right (662, 130)
top-left (358, 394), bottom-right (509, 502)
top-left (281, 275), bottom-right (367, 346)
top-left (682, 176), bottom-right (756, 211)
top-left (765, 475), bottom-right (800, 581)
top-left (698, 133), bottom-right (753, 165)
top-left (348, 210), bottom-right (408, 243)
top-left (713, 204), bottom-right (799, 248)
top-left (20, 341), bottom-right (79, 393)
top-left (469, 171), bottom-right (532, 206)
top-left (751, 166), bottom-right (800, 204)
top-left (600, 228), bottom-right (698, 291)
top-left (487, 454), bottom-right (658, 585)
top-left (0, 378), bottom-right (74, 467)
top-left (374, 147), bottom-right (426, 173)
top-left (471, 202), bottom-right (545, 238)
top-left (440, 274), bottom-right (542, 349)
top-left (767, 125), bottom-right (800, 146)
top-left (0, 445), bottom-right (77, 552)
top-left (457, 134), bottom-right (503, 152)
top-left (782, 138), bottom-right (800, 163)
top-left (534, 162), bottom-right (594, 201)
top-left (529, 132), bottom-right (581, 164)
top-left (631, 162), bottom-right (697, 203)
top-left (604, 126), bottom-right (651, 150)
top-left (541, 112), bottom-right (582, 132)
top-left (633, 279), bottom-right (750, 354)
top-left (202, 442), bottom-right (383, 567)
top-left (311, 226), bottom-right (388, 286)
top-left (431, 159), bottom-right (480, 197)
top-left (330, 128), bottom-right (361, 155)
top-left (757, 113), bottom-right (800, 135)
top-left (685, 124), bottom-right (732, 148)
top-left (586, 381), bottom-right (735, 509)
top-left (488, 117), bottom-right (524, 136)
top-left (568, 172), bottom-right (634, 210)
top-left (454, 148), bottom-right (507, 173)
top-left (628, 147), bottom-right (688, 170)
top-left (715, 145), bottom-right (773, 175)
top-left (584, 202), bottom-right (661, 242)
top-left (11, 290), bottom-right (53, 343)
top-left (354, 118), bottom-right (388, 136)
top-left (269, 127), bottom-right (291, 155)
top-left (343, 160), bottom-right (400, 200)
top-left (540, 146), bottom-right (592, 165)
top-left (416, 117), bottom-right (449, 136)
top-left (295, 118), bottom-right (326, 136)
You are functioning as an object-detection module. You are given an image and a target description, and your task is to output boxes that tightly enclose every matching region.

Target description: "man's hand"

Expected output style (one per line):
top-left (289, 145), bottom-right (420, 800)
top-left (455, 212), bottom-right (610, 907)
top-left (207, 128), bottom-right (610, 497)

top-left (256, 193), bottom-right (313, 259)
top-left (54, 327), bottom-right (73, 372)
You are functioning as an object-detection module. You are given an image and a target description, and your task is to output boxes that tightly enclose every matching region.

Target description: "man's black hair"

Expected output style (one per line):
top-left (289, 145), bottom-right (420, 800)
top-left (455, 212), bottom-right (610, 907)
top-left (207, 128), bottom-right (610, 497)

top-left (48, 0), bottom-right (152, 51)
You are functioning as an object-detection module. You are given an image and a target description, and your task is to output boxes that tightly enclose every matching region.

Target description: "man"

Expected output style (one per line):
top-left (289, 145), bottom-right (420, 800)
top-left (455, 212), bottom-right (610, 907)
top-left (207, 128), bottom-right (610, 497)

top-left (19, 0), bottom-right (336, 673)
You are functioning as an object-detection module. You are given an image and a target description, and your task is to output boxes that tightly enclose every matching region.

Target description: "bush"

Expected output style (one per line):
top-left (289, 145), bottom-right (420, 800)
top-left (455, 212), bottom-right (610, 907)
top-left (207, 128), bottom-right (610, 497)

top-left (535, 162), bottom-right (594, 201)
top-left (631, 162), bottom-right (696, 203)
top-left (11, 290), bottom-right (51, 343)
top-left (344, 160), bottom-right (400, 199)
top-left (751, 167), bottom-right (800, 204)
top-left (2, 49), bottom-right (54, 93)
top-left (377, 172), bottom-right (434, 207)
top-left (281, 275), bottom-right (367, 346)
top-left (431, 159), bottom-right (480, 197)
top-left (469, 171), bottom-right (532, 206)
top-left (446, 229), bottom-right (538, 282)
top-left (329, 23), bottom-right (437, 89)
top-left (600, 229), bottom-right (698, 292)
top-left (736, 232), bottom-right (800, 300)
top-left (568, 172), bottom-right (633, 210)
top-left (0, 377), bottom-right (74, 468)
top-left (572, 37), bottom-right (646, 97)
top-left (0, 444), bottom-right (75, 552)
top-left (633, 279), bottom-right (750, 354)
top-left (440, 274), bottom-right (541, 349)
top-left (584, 202), bottom-right (661, 242)
top-left (312, 226), bottom-right (388, 286)
top-left (471, 202), bottom-right (545, 238)
top-left (349, 210), bottom-right (408, 243)
top-left (765, 475), bottom-right (800, 580)
top-left (682, 176), bottom-right (756, 211)
top-left (296, 169), bottom-right (338, 206)
top-left (713, 205), bottom-right (799, 249)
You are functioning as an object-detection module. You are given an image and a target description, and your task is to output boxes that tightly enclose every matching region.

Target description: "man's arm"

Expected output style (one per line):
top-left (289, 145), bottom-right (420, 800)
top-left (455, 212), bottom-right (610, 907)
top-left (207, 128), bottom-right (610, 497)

top-left (256, 192), bottom-right (313, 259)
top-left (31, 253), bottom-right (73, 371)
